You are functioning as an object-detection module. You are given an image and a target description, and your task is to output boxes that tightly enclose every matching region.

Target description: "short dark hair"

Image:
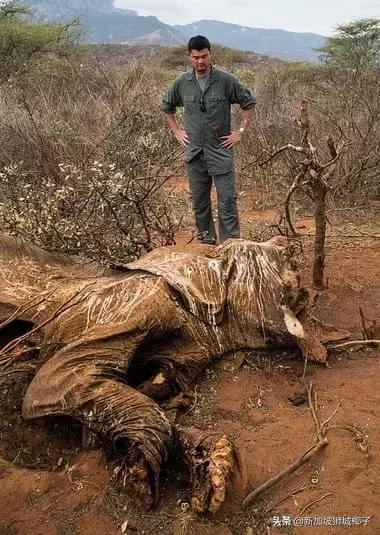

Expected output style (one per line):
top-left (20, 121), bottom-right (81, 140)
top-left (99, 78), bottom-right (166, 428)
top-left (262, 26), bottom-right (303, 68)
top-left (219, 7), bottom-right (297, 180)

top-left (187, 35), bottom-right (211, 53)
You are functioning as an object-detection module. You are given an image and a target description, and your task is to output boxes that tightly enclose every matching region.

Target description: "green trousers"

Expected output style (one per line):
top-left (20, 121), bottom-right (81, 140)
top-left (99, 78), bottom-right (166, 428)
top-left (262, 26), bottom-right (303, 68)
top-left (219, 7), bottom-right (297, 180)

top-left (186, 152), bottom-right (240, 244)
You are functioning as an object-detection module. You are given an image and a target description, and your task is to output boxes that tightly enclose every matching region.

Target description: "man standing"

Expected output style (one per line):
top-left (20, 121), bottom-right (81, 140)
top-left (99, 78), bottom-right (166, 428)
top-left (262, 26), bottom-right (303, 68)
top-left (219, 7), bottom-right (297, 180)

top-left (162, 35), bottom-right (256, 244)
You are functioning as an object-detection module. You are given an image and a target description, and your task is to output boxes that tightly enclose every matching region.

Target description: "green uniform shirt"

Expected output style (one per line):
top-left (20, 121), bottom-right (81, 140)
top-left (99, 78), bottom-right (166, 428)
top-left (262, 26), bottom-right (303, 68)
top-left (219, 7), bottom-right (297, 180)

top-left (161, 66), bottom-right (256, 175)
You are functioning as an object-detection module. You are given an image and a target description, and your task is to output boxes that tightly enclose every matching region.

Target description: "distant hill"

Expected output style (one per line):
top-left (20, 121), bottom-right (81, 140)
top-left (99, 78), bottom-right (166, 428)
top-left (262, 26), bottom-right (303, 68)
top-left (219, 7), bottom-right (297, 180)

top-left (25, 0), bottom-right (138, 19)
top-left (175, 20), bottom-right (325, 62)
top-left (89, 44), bottom-right (284, 71)
top-left (25, 0), bottom-right (185, 46)
top-left (23, 1), bottom-right (326, 62)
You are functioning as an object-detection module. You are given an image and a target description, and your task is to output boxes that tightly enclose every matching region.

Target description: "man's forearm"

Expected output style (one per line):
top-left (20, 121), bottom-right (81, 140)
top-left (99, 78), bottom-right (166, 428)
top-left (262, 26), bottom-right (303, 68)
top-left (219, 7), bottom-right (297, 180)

top-left (163, 112), bottom-right (180, 134)
top-left (240, 107), bottom-right (255, 132)
top-left (163, 112), bottom-right (189, 147)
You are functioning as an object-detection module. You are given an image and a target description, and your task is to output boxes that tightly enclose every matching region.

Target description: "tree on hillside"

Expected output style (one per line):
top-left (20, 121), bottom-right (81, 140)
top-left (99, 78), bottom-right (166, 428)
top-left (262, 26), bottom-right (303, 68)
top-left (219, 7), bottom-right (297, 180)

top-left (0, 1), bottom-right (81, 82)
top-left (318, 18), bottom-right (380, 70)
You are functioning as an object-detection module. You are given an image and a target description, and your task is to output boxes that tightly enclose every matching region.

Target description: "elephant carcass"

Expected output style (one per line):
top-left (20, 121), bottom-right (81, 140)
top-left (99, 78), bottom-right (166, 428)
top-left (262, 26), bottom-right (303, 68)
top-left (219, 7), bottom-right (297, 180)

top-left (0, 234), bottom-right (325, 512)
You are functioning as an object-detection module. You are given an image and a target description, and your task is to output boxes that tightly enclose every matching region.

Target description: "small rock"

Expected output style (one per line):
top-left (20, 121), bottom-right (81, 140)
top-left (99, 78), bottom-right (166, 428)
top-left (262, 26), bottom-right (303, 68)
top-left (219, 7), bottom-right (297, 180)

top-left (288, 390), bottom-right (307, 406)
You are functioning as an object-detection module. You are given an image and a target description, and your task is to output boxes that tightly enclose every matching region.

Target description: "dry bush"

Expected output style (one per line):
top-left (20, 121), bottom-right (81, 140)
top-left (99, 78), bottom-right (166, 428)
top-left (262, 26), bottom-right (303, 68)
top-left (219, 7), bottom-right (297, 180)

top-left (0, 47), bottom-right (378, 262)
top-left (0, 161), bottom-right (184, 263)
top-left (0, 59), bottom-right (185, 262)
top-left (236, 64), bottom-right (380, 207)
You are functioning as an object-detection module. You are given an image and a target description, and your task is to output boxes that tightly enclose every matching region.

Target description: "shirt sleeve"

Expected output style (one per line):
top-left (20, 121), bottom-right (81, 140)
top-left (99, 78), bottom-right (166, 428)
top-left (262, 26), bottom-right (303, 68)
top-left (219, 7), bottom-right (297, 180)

top-left (229, 76), bottom-right (256, 109)
top-left (161, 79), bottom-right (183, 114)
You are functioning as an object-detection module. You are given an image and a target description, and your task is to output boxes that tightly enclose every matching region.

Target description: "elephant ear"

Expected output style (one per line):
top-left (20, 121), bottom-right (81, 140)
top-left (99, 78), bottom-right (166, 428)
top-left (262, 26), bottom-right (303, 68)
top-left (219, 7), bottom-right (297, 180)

top-left (125, 249), bottom-right (231, 325)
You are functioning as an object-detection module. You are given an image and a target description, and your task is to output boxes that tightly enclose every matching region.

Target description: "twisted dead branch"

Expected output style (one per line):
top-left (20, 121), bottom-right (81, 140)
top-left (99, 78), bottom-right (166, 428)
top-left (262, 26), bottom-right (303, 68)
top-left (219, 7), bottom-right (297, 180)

top-left (331, 339), bottom-right (379, 349)
top-left (299, 492), bottom-right (333, 516)
top-left (258, 99), bottom-right (350, 289)
top-left (242, 380), bottom-right (369, 508)
top-left (242, 382), bottom-right (332, 507)
top-left (0, 296), bottom-right (45, 332)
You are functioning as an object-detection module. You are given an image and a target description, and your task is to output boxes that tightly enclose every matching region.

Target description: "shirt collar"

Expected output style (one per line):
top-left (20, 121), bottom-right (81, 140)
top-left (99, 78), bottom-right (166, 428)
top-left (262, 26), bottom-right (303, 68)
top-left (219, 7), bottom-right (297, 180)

top-left (186, 65), bottom-right (219, 81)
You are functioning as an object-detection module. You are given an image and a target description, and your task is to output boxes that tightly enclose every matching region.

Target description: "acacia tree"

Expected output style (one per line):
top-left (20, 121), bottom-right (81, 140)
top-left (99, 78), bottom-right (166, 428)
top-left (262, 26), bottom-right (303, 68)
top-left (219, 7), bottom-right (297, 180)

top-left (318, 18), bottom-right (380, 70)
top-left (0, 1), bottom-right (80, 82)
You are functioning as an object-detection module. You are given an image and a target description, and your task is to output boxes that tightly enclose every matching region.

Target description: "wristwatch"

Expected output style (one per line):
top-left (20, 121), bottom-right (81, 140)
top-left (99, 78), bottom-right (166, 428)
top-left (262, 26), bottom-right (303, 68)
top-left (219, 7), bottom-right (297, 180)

top-left (239, 127), bottom-right (245, 134)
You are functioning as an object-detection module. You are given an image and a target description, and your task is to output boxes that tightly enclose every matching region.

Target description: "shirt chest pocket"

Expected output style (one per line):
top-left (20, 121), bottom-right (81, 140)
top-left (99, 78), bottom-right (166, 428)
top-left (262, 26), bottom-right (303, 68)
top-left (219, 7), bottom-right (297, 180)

top-left (205, 95), bottom-right (227, 109)
top-left (183, 95), bottom-right (196, 111)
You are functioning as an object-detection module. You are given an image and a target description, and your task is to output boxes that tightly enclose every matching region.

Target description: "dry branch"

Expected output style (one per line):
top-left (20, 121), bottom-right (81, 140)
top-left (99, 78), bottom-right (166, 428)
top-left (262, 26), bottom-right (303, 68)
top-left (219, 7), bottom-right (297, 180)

top-left (299, 492), bottom-right (333, 516)
top-left (330, 339), bottom-right (379, 349)
top-left (243, 378), bottom-right (370, 509)
top-left (283, 167), bottom-right (308, 236)
top-left (242, 439), bottom-right (328, 507)
top-left (0, 364), bottom-right (36, 378)
top-left (243, 382), bottom-right (335, 507)
top-left (258, 99), bottom-right (349, 289)
top-left (0, 296), bottom-right (45, 332)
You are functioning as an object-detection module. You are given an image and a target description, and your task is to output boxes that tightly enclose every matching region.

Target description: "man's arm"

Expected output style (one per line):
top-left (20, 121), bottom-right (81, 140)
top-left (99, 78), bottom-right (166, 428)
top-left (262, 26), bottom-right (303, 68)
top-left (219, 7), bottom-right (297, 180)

top-left (220, 75), bottom-right (256, 149)
top-left (240, 107), bottom-right (256, 134)
top-left (163, 112), bottom-right (189, 148)
top-left (161, 78), bottom-right (189, 148)
top-left (219, 106), bottom-right (256, 149)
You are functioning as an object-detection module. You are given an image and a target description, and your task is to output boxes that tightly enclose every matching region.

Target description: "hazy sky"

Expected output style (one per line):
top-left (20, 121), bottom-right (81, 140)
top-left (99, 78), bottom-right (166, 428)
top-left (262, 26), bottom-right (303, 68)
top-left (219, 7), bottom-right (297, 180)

top-left (114, 0), bottom-right (379, 36)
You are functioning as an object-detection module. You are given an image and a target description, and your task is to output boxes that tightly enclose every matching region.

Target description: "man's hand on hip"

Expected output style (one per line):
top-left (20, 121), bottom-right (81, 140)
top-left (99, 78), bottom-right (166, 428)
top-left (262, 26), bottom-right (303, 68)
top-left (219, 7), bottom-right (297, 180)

top-left (219, 131), bottom-right (241, 149)
top-left (174, 129), bottom-right (190, 148)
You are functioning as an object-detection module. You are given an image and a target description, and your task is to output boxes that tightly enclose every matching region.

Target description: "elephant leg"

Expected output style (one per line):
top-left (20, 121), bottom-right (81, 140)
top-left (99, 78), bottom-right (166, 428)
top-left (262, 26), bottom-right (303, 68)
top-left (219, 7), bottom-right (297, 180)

top-left (23, 361), bottom-right (174, 510)
top-left (174, 427), bottom-right (239, 514)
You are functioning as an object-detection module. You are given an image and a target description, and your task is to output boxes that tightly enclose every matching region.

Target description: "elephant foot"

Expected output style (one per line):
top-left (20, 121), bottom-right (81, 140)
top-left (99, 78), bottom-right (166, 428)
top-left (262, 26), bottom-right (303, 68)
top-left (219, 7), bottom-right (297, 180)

top-left (113, 445), bottom-right (159, 511)
top-left (177, 427), bottom-right (236, 514)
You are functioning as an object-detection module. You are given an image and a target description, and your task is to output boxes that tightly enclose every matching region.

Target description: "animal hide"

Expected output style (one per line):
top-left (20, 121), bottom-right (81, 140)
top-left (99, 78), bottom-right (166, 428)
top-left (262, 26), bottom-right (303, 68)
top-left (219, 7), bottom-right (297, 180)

top-left (0, 234), bottom-right (326, 511)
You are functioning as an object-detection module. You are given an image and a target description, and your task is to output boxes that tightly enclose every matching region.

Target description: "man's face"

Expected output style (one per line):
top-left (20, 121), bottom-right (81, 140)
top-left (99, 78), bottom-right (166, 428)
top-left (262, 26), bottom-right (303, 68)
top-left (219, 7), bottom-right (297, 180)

top-left (188, 48), bottom-right (211, 74)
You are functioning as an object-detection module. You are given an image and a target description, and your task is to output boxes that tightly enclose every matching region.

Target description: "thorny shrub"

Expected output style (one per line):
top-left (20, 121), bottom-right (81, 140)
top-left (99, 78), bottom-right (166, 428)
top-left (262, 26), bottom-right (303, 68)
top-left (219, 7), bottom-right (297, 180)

top-left (0, 60), bottom-right (185, 262)
top-left (0, 161), bottom-right (183, 263)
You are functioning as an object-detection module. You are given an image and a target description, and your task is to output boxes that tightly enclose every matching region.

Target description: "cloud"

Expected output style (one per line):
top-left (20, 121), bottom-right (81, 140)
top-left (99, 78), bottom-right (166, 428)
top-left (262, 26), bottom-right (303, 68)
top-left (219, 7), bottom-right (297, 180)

top-left (113, 0), bottom-right (380, 33)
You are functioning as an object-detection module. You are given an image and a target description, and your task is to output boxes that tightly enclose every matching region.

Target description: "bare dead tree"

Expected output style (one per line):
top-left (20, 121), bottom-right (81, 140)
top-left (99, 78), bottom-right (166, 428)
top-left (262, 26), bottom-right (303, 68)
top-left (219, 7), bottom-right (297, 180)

top-left (258, 99), bottom-right (349, 289)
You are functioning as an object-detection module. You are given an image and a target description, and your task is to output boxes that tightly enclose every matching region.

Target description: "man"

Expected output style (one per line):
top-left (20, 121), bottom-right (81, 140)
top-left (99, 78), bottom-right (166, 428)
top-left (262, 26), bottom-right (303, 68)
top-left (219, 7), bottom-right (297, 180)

top-left (162, 35), bottom-right (256, 244)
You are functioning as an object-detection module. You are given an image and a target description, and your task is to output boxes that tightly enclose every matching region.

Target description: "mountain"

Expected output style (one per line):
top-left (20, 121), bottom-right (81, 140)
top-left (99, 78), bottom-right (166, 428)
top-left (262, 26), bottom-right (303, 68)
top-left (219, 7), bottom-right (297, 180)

top-left (175, 20), bottom-right (325, 62)
top-left (25, 0), bottom-right (185, 46)
top-left (23, 1), bottom-right (326, 62)
top-left (26, 0), bottom-right (137, 18)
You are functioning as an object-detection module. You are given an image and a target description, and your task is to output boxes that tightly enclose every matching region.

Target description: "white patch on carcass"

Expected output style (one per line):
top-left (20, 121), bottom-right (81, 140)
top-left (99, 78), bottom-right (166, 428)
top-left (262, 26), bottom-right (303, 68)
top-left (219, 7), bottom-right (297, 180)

top-left (282, 306), bottom-right (304, 338)
top-left (152, 372), bottom-right (166, 385)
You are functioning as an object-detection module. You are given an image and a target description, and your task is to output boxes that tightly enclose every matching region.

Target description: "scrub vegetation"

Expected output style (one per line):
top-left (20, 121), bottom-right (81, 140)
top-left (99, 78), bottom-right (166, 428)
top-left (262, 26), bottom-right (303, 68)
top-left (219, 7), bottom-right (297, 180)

top-left (0, 5), bottom-right (378, 265)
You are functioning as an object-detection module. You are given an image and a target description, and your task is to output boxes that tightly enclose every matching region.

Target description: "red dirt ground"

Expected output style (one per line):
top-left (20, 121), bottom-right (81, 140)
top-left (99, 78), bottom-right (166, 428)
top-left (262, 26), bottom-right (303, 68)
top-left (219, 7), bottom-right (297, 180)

top-left (0, 184), bottom-right (379, 535)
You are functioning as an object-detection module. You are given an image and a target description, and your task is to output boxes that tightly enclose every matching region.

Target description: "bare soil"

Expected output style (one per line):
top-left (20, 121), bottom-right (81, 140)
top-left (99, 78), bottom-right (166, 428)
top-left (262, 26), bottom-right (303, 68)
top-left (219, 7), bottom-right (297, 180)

top-left (0, 182), bottom-right (379, 535)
